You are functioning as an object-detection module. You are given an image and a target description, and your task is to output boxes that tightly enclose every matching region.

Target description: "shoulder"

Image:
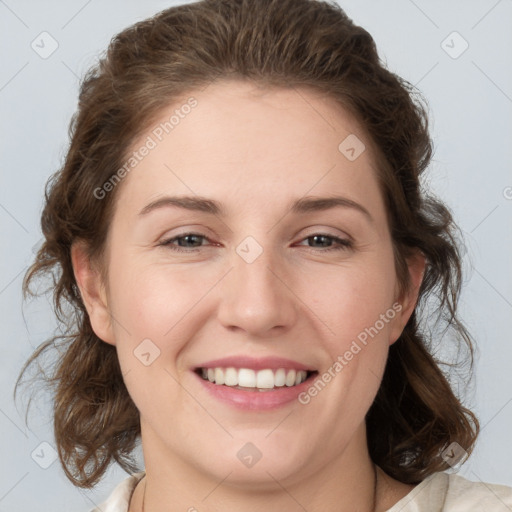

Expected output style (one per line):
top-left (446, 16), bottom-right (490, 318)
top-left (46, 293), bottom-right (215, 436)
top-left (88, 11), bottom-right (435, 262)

top-left (387, 472), bottom-right (512, 511)
top-left (89, 472), bottom-right (145, 512)
top-left (442, 473), bottom-right (512, 510)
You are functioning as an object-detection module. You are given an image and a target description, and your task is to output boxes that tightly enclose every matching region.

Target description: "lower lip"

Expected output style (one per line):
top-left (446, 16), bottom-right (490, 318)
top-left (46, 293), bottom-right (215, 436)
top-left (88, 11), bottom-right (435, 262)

top-left (193, 371), bottom-right (316, 410)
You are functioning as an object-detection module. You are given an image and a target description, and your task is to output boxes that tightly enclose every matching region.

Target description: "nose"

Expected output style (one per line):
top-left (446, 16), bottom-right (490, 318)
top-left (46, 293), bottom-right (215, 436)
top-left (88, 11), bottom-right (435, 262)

top-left (216, 246), bottom-right (298, 337)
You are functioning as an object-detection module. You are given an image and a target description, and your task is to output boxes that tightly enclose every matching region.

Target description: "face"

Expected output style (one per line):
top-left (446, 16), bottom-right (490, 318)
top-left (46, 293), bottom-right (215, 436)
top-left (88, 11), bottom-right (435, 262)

top-left (75, 80), bottom-right (423, 488)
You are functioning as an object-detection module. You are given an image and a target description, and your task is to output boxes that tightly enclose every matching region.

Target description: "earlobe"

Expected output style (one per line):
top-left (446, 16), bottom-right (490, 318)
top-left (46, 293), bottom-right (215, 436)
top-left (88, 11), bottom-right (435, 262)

top-left (389, 250), bottom-right (426, 345)
top-left (71, 241), bottom-right (116, 346)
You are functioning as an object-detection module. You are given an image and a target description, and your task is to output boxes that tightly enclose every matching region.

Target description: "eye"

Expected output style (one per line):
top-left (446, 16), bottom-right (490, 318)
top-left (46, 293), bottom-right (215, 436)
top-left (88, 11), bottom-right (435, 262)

top-left (158, 232), bottom-right (353, 253)
top-left (297, 234), bottom-right (353, 252)
top-left (158, 233), bottom-right (211, 252)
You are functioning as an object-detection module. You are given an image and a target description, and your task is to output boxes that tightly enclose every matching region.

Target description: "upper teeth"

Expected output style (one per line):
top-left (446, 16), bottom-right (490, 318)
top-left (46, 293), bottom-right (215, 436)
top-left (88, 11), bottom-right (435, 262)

top-left (201, 367), bottom-right (308, 389)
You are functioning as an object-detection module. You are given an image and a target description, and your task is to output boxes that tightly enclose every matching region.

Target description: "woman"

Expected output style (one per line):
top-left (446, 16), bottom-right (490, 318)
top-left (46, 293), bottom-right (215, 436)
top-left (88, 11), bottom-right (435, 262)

top-left (18, 0), bottom-right (512, 510)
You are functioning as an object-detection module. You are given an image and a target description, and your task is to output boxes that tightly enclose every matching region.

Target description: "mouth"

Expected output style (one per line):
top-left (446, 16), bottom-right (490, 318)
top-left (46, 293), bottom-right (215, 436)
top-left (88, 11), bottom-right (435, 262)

top-left (194, 367), bottom-right (318, 392)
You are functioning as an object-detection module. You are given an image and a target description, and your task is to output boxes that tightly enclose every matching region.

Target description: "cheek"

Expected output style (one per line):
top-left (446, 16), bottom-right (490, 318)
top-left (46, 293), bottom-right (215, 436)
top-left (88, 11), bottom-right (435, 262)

top-left (106, 255), bottom-right (229, 397)
top-left (104, 261), bottom-right (191, 383)
top-left (106, 262), bottom-right (202, 419)
top-left (109, 256), bottom-right (209, 337)
top-left (295, 256), bottom-right (397, 429)
top-left (301, 252), bottom-right (398, 353)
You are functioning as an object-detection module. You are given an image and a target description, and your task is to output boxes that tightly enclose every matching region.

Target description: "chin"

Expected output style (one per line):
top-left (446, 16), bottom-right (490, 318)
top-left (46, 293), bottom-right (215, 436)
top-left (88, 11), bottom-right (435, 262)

top-left (194, 434), bottom-right (314, 489)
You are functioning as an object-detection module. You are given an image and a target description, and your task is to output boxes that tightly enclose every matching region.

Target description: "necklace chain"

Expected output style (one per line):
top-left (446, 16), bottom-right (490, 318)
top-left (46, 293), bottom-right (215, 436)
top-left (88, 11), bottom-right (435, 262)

top-left (141, 464), bottom-right (378, 512)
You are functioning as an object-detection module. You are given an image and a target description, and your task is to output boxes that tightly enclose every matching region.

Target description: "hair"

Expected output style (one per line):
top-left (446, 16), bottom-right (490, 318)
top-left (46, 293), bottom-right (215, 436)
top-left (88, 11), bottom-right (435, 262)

top-left (17, 0), bottom-right (478, 489)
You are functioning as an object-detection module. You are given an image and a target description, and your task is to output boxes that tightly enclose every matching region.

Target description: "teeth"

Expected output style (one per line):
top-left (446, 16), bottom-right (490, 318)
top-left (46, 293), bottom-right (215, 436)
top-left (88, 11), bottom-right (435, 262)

top-left (256, 369), bottom-right (274, 389)
top-left (224, 367), bottom-right (238, 386)
top-left (285, 369), bottom-right (296, 387)
top-left (199, 367), bottom-right (309, 389)
top-left (238, 368), bottom-right (256, 387)
top-left (274, 368), bottom-right (286, 387)
top-left (214, 368), bottom-right (225, 385)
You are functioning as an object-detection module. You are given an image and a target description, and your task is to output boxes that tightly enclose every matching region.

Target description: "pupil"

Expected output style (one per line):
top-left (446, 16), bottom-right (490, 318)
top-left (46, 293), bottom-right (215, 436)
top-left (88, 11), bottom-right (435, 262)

top-left (180, 235), bottom-right (201, 247)
top-left (311, 235), bottom-right (330, 247)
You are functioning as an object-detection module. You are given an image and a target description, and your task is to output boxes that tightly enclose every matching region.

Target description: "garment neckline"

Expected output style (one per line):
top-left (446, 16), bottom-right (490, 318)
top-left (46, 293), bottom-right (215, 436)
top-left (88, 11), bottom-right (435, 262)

top-left (385, 472), bottom-right (443, 511)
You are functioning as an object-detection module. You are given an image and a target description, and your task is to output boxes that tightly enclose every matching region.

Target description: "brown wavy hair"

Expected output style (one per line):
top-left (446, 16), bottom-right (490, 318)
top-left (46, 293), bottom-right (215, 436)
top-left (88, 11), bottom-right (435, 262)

top-left (16, 0), bottom-right (478, 489)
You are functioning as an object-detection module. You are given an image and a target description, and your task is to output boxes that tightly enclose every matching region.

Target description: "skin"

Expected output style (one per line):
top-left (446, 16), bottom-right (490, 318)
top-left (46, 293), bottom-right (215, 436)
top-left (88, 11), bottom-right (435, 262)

top-left (72, 80), bottom-right (425, 512)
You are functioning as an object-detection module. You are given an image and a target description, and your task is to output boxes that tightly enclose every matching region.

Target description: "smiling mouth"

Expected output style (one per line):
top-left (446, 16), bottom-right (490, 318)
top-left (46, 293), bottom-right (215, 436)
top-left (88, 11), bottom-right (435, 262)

top-left (195, 367), bottom-right (317, 391)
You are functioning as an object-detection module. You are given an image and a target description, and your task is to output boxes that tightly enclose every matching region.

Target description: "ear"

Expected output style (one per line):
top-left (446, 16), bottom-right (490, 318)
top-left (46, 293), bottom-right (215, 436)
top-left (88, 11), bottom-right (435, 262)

top-left (389, 249), bottom-right (426, 345)
top-left (71, 241), bottom-right (116, 346)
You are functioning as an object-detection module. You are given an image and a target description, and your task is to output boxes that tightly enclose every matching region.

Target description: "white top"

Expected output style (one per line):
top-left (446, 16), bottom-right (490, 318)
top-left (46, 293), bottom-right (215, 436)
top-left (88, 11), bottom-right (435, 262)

top-left (89, 470), bottom-right (512, 511)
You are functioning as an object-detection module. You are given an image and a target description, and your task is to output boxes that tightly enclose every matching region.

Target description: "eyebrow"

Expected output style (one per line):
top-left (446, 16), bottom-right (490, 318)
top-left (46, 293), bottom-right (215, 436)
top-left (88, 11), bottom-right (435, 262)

top-left (291, 196), bottom-right (373, 222)
top-left (139, 196), bottom-right (221, 216)
top-left (138, 195), bottom-right (373, 222)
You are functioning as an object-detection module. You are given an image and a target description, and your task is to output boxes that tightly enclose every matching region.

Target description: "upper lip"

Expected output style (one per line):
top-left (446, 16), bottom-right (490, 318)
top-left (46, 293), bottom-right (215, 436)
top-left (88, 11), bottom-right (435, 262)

top-left (195, 356), bottom-right (315, 372)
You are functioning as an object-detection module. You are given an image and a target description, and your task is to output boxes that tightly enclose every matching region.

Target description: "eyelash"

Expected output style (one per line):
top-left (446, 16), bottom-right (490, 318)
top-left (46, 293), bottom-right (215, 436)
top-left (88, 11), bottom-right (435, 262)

top-left (158, 232), bottom-right (353, 253)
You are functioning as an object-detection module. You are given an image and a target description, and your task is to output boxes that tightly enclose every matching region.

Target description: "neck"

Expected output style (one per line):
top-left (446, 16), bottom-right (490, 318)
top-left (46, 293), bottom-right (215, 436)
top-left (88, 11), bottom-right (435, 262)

top-left (137, 425), bottom-right (382, 512)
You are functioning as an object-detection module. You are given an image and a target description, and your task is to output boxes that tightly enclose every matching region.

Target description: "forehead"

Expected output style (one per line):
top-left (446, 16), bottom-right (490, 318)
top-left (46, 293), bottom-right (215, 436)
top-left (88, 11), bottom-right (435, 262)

top-left (115, 79), bottom-right (385, 221)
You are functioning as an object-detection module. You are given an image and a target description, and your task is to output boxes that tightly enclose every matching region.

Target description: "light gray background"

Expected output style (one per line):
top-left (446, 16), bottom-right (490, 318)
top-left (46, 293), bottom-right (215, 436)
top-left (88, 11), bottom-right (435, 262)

top-left (1, 1), bottom-right (511, 511)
